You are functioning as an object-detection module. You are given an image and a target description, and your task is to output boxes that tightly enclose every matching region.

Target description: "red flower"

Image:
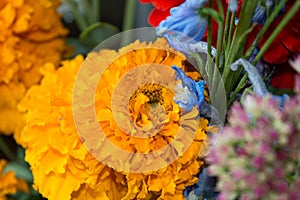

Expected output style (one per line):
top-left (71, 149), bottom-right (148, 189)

top-left (259, 0), bottom-right (300, 89)
top-left (259, 0), bottom-right (300, 64)
top-left (139, 0), bottom-right (185, 26)
top-left (269, 62), bottom-right (296, 89)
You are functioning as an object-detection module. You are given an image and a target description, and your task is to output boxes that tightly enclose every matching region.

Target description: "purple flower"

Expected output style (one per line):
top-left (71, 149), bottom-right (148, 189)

top-left (272, 180), bottom-right (289, 193)
top-left (253, 185), bottom-right (266, 198)
top-left (251, 155), bottom-right (265, 169)
top-left (240, 194), bottom-right (251, 200)
top-left (268, 130), bottom-right (279, 140)
top-left (236, 146), bottom-right (247, 156)
top-left (259, 142), bottom-right (271, 154)
top-left (245, 174), bottom-right (256, 186)
top-left (206, 89), bottom-right (300, 199)
top-left (231, 168), bottom-right (245, 180)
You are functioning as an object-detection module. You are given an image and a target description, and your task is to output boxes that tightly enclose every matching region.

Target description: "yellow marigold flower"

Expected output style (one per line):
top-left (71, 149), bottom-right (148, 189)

top-left (18, 38), bottom-right (210, 200)
top-left (0, 0), bottom-right (68, 135)
top-left (0, 159), bottom-right (29, 199)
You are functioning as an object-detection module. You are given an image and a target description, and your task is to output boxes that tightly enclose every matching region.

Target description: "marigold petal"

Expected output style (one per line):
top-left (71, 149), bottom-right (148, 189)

top-left (35, 169), bottom-right (83, 200)
top-left (0, 0), bottom-right (67, 134)
top-left (71, 184), bottom-right (110, 200)
top-left (13, 13), bottom-right (30, 33)
top-left (0, 4), bottom-right (16, 27)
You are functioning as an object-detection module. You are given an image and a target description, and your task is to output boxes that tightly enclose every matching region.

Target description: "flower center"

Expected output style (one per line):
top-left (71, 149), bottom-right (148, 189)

top-left (130, 83), bottom-right (164, 105)
top-left (129, 83), bottom-right (173, 133)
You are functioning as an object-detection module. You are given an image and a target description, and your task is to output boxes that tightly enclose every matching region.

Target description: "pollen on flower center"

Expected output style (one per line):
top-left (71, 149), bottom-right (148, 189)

top-left (130, 83), bottom-right (164, 105)
top-left (128, 83), bottom-right (174, 131)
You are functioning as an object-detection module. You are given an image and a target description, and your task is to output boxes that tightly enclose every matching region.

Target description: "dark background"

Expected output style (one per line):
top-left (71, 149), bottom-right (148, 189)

top-left (64, 0), bottom-right (153, 37)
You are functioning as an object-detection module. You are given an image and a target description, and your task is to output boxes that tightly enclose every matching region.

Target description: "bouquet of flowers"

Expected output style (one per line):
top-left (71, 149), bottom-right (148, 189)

top-left (0, 0), bottom-right (299, 199)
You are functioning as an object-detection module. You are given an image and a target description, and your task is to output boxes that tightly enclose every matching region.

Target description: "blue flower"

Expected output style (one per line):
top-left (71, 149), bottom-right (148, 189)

top-left (228, 0), bottom-right (238, 12)
top-left (156, 0), bottom-right (208, 42)
top-left (230, 58), bottom-right (269, 96)
top-left (230, 58), bottom-right (289, 108)
top-left (252, 0), bottom-right (286, 25)
top-left (160, 31), bottom-right (217, 57)
top-left (172, 66), bottom-right (206, 111)
top-left (252, 5), bottom-right (267, 24)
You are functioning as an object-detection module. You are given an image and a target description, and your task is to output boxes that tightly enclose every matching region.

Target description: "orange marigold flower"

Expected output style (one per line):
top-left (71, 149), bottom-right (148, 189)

top-left (18, 38), bottom-right (210, 199)
top-left (0, 159), bottom-right (29, 199)
top-left (0, 0), bottom-right (68, 135)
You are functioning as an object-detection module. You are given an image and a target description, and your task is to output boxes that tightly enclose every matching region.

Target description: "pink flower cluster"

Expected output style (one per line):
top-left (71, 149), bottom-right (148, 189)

top-left (206, 74), bottom-right (300, 200)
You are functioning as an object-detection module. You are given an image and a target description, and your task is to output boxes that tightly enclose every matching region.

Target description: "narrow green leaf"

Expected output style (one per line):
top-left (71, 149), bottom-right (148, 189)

top-left (79, 22), bottom-right (119, 48)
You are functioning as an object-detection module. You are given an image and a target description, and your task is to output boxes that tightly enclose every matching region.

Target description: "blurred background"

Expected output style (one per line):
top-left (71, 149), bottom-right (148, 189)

top-left (57, 0), bottom-right (153, 55)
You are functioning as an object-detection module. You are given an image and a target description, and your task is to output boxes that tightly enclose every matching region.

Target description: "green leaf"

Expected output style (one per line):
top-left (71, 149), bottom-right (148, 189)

top-left (267, 86), bottom-right (294, 96)
top-left (199, 7), bottom-right (223, 23)
top-left (79, 22), bottom-right (119, 48)
top-left (66, 37), bottom-right (91, 57)
top-left (4, 162), bottom-right (33, 182)
top-left (10, 189), bottom-right (46, 200)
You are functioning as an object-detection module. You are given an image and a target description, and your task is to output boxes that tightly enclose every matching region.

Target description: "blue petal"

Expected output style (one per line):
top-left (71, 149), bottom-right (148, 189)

top-left (230, 58), bottom-right (268, 96)
top-left (185, 0), bottom-right (208, 9)
top-left (172, 66), bottom-right (196, 91)
top-left (172, 66), bottom-right (206, 111)
top-left (272, 94), bottom-right (289, 108)
top-left (156, 1), bottom-right (207, 42)
top-left (228, 0), bottom-right (238, 12)
top-left (195, 80), bottom-right (206, 105)
top-left (163, 31), bottom-right (217, 56)
top-left (252, 0), bottom-right (286, 25)
top-left (252, 5), bottom-right (267, 24)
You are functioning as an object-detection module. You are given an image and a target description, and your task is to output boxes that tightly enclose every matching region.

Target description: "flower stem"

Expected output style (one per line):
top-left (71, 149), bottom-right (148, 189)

top-left (216, 0), bottom-right (224, 19)
top-left (122, 0), bottom-right (136, 31)
top-left (121, 0), bottom-right (136, 46)
top-left (67, 0), bottom-right (88, 31)
top-left (222, 0), bottom-right (258, 96)
top-left (200, 7), bottom-right (223, 67)
top-left (82, 0), bottom-right (100, 24)
top-left (244, 0), bottom-right (286, 59)
top-left (215, 0), bottom-right (224, 69)
top-left (0, 136), bottom-right (17, 161)
top-left (221, 9), bottom-right (231, 72)
top-left (227, 73), bottom-right (248, 107)
top-left (213, 18), bottom-right (224, 97)
top-left (253, 0), bottom-right (300, 65)
top-left (207, 0), bottom-right (213, 58)
top-left (216, 24), bottom-right (223, 68)
top-left (225, 11), bottom-right (236, 55)
top-left (82, 0), bottom-right (93, 24)
top-left (223, 11), bottom-right (236, 82)
top-left (206, 0), bottom-right (213, 91)
top-left (91, 0), bottom-right (100, 23)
